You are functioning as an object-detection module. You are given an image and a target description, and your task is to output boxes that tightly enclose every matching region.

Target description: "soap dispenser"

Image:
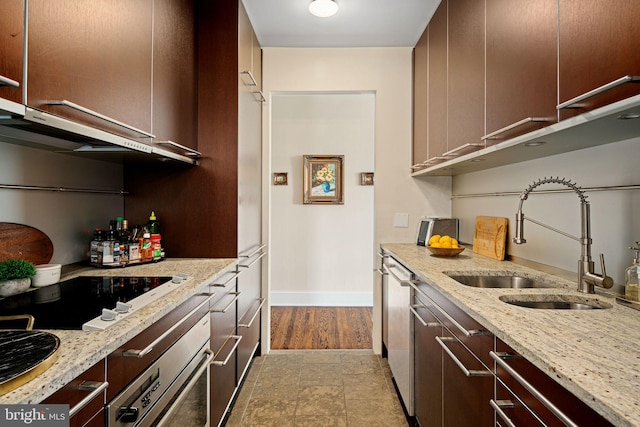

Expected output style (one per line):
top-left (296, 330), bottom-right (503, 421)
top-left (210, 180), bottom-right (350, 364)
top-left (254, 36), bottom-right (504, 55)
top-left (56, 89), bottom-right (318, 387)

top-left (624, 242), bottom-right (640, 301)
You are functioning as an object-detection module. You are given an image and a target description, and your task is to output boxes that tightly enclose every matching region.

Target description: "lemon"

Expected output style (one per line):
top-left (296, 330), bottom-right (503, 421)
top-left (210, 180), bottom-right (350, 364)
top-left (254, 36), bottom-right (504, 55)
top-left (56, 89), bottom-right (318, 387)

top-left (439, 235), bottom-right (452, 243)
top-left (441, 241), bottom-right (452, 248)
top-left (430, 242), bottom-right (442, 248)
top-left (428, 235), bottom-right (441, 245)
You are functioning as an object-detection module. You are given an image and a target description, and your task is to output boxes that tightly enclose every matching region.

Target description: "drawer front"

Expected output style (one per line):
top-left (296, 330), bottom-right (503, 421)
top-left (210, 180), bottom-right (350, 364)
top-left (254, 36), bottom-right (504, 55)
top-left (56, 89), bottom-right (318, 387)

top-left (494, 340), bottom-right (613, 427)
top-left (43, 359), bottom-right (106, 427)
top-left (415, 281), bottom-right (494, 369)
top-left (237, 299), bottom-right (262, 383)
top-left (106, 292), bottom-right (211, 401)
top-left (493, 381), bottom-right (545, 427)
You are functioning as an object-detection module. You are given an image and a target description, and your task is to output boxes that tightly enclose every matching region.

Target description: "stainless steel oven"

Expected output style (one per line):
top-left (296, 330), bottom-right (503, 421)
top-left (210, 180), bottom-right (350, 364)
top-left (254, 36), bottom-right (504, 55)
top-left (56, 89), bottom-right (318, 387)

top-left (107, 310), bottom-right (212, 427)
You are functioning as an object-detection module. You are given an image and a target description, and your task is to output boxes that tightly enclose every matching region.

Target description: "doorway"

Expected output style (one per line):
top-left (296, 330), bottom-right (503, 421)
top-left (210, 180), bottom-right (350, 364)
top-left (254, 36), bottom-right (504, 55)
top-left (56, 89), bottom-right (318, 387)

top-left (269, 93), bottom-right (376, 350)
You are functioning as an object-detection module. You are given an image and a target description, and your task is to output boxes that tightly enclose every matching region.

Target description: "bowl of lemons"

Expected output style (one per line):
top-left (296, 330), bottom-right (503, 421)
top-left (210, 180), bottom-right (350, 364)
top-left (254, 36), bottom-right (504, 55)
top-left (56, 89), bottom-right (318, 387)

top-left (426, 235), bottom-right (465, 257)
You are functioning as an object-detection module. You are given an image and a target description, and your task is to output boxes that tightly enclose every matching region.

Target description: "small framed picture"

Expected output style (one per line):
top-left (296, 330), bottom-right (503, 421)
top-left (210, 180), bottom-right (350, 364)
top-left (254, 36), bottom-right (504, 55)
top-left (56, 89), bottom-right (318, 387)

top-left (273, 172), bottom-right (288, 186)
top-left (360, 172), bottom-right (374, 186)
top-left (303, 155), bottom-right (344, 204)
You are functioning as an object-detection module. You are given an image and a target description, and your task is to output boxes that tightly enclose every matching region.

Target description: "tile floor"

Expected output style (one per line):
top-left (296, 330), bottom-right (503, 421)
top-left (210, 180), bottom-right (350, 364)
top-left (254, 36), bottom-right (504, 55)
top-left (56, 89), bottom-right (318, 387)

top-left (225, 350), bottom-right (410, 426)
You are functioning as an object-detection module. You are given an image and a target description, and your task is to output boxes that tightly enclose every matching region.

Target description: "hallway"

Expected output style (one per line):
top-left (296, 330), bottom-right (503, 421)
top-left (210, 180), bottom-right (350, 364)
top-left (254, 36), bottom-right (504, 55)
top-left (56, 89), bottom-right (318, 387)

top-left (225, 350), bottom-right (409, 426)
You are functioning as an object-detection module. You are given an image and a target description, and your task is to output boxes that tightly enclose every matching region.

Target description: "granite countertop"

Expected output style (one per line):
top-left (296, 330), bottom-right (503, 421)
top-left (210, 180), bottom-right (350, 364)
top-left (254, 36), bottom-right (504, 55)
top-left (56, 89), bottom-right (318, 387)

top-left (381, 243), bottom-right (639, 427)
top-left (0, 257), bottom-right (237, 404)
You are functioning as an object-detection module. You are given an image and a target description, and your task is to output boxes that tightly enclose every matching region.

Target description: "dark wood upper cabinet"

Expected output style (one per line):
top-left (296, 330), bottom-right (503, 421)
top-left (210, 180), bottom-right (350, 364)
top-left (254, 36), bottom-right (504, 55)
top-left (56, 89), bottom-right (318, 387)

top-left (558, 0), bottom-right (640, 120)
top-left (152, 0), bottom-right (197, 150)
top-left (27, 0), bottom-right (153, 138)
top-left (427, 1), bottom-right (447, 159)
top-left (447, 0), bottom-right (485, 154)
top-left (0, 0), bottom-right (24, 104)
top-left (412, 29), bottom-right (428, 168)
top-left (485, 0), bottom-right (557, 143)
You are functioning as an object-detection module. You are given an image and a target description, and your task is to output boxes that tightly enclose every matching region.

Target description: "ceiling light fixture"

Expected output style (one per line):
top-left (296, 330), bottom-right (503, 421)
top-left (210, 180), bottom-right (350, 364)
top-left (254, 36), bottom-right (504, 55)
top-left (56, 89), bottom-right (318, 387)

top-left (309, 0), bottom-right (339, 18)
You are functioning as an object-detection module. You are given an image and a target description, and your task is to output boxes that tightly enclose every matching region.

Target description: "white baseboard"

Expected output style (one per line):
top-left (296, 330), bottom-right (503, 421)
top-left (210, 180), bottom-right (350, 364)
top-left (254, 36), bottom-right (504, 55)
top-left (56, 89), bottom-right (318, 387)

top-left (270, 291), bottom-right (373, 307)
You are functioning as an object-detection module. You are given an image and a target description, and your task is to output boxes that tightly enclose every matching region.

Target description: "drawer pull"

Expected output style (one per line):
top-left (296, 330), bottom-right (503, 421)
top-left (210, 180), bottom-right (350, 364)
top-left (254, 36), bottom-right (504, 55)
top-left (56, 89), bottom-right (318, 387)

top-left (408, 282), bottom-right (486, 337)
top-left (490, 399), bottom-right (517, 427)
top-left (123, 293), bottom-right (215, 358)
top-left (239, 298), bottom-right (265, 328)
top-left (436, 336), bottom-right (492, 377)
top-left (211, 335), bottom-right (242, 366)
top-left (409, 304), bottom-right (439, 328)
top-left (252, 90), bottom-right (266, 103)
top-left (375, 268), bottom-right (387, 276)
top-left (211, 270), bottom-right (241, 287)
top-left (46, 99), bottom-right (155, 138)
top-left (490, 351), bottom-right (579, 427)
top-left (69, 381), bottom-right (109, 417)
top-left (557, 75), bottom-right (640, 110)
top-left (481, 117), bottom-right (551, 140)
top-left (0, 75), bottom-right (19, 88)
top-left (211, 292), bottom-right (240, 313)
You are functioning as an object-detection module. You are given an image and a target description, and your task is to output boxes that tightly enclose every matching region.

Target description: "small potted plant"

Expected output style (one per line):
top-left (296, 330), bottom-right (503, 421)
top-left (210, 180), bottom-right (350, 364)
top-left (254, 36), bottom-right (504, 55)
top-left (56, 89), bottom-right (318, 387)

top-left (0, 260), bottom-right (37, 297)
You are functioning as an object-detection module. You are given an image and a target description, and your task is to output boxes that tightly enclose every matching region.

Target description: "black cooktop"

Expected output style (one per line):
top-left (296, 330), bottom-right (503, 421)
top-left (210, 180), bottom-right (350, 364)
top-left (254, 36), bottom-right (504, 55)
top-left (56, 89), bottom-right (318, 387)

top-left (0, 276), bottom-right (172, 330)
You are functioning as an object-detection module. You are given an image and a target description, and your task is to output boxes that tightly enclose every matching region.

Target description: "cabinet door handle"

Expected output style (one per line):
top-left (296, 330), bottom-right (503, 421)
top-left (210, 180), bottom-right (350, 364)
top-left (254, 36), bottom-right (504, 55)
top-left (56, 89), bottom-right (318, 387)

top-left (153, 140), bottom-right (201, 157)
top-left (45, 99), bottom-right (155, 138)
top-left (252, 90), bottom-right (266, 103)
top-left (69, 381), bottom-right (109, 417)
top-left (240, 70), bottom-right (258, 87)
top-left (490, 399), bottom-right (518, 427)
top-left (239, 298), bottom-right (265, 328)
top-left (239, 251), bottom-right (266, 268)
top-left (123, 293), bottom-right (215, 358)
top-left (436, 336), bottom-right (492, 377)
top-left (481, 117), bottom-right (551, 140)
top-left (409, 304), bottom-right (439, 328)
top-left (442, 143), bottom-right (485, 157)
top-left (211, 335), bottom-right (242, 366)
top-left (211, 292), bottom-right (240, 313)
top-left (239, 244), bottom-right (267, 259)
top-left (490, 351), bottom-right (578, 427)
top-left (408, 282), bottom-right (486, 337)
top-left (557, 75), bottom-right (640, 110)
top-left (0, 75), bottom-right (19, 88)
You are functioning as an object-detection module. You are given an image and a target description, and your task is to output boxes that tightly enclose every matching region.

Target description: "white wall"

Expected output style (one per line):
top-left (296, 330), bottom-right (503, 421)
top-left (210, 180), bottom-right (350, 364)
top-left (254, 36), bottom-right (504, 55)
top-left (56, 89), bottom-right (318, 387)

top-left (0, 141), bottom-right (123, 265)
top-left (451, 136), bottom-right (640, 287)
top-left (261, 48), bottom-right (452, 354)
top-left (270, 93), bottom-right (375, 306)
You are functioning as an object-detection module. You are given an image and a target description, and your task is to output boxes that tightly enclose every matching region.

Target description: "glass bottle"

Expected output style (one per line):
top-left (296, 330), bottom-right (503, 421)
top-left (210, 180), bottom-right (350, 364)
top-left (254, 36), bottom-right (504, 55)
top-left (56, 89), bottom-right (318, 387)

top-left (90, 229), bottom-right (104, 266)
top-left (624, 242), bottom-right (640, 302)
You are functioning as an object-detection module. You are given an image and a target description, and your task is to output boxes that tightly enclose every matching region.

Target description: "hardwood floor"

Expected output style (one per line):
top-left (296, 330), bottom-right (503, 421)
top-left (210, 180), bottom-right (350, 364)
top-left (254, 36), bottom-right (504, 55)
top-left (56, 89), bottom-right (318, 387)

top-left (270, 306), bottom-right (373, 350)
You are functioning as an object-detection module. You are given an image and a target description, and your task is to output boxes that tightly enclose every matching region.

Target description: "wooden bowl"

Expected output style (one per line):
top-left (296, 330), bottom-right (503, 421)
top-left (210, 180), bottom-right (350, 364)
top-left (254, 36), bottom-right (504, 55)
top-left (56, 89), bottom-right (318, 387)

top-left (427, 245), bottom-right (465, 257)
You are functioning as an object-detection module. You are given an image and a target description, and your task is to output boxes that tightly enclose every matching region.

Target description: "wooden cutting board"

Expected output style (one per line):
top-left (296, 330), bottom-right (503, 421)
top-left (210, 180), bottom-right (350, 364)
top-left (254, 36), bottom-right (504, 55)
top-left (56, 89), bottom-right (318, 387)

top-left (473, 216), bottom-right (508, 260)
top-left (0, 223), bottom-right (54, 265)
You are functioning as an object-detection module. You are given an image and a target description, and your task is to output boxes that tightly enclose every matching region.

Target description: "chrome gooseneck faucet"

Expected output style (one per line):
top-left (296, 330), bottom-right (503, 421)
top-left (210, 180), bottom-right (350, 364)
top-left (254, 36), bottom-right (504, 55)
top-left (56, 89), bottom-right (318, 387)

top-left (513, 177), bottom-right (614, 294)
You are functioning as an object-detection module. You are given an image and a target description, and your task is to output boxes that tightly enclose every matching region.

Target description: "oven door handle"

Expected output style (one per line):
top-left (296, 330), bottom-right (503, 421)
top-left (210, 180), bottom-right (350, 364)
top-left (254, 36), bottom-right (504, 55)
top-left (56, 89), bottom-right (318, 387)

top-left (123, 293), bottom-right (216, 358)
top-left (154, 348), bottom-right (214, 427)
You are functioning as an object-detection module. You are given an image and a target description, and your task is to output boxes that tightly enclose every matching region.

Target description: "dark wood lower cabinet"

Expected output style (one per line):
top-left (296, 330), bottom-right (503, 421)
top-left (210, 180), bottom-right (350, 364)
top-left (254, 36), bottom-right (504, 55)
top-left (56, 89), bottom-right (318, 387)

top-left (42, 360), bottom-right (106, 427)
top-left (412, 286), bottom-right (494, 427)
top-left (493, 340), bottom-right (613, 427)
top-left (413, 294), bottom-right (442, 427)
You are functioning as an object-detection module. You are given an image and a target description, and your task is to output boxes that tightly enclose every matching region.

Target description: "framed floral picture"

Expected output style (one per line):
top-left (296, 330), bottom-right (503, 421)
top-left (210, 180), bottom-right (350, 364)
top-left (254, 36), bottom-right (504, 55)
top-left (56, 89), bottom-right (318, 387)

top-left (303, 155), bottom-right (344, 204)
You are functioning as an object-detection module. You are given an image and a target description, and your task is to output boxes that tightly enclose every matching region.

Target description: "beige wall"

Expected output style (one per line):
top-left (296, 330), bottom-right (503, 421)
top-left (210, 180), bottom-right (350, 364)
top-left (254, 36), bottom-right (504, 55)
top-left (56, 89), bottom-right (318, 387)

top-left (261, 48), bottom-right (452, 354)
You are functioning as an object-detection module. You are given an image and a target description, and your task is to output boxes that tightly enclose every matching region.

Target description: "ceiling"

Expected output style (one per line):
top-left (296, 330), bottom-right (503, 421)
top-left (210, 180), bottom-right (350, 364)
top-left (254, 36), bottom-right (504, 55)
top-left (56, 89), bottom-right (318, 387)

top-left (242, 0), bottom-right (441, 48)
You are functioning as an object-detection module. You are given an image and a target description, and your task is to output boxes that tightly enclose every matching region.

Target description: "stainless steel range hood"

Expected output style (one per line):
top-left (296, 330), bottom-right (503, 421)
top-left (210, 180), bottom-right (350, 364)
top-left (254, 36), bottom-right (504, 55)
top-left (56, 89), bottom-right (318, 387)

top-left (0, 100), bottom-right (199, 165)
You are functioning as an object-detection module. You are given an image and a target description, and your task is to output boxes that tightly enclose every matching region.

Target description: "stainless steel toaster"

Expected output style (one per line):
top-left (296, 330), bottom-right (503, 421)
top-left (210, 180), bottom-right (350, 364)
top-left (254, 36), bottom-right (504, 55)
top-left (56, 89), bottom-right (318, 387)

top-left (416, 217), bottom-right (459, 246)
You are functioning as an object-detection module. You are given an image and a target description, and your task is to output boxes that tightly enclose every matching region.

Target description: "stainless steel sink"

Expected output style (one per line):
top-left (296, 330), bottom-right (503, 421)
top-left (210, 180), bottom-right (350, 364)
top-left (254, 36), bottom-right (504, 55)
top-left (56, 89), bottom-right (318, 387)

top-left (447, 274), bottom-right (554, 289)
top-left (499, 295), bottom-right (612, 310)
